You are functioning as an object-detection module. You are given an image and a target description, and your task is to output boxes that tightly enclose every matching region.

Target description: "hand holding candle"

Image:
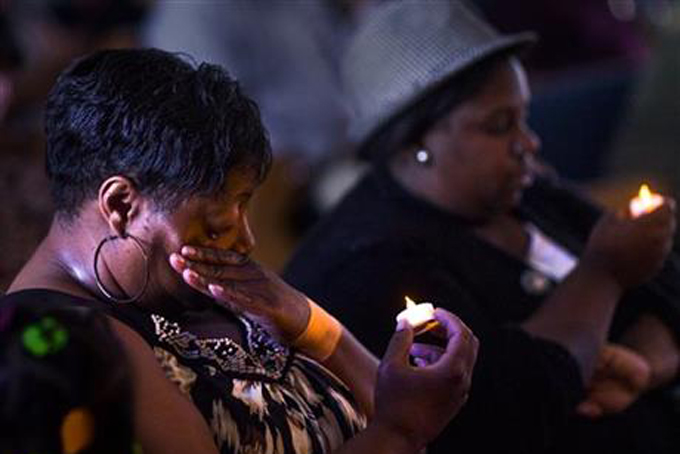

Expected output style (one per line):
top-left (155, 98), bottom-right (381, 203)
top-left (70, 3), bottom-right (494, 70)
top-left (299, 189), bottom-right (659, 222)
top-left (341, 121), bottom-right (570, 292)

top-left (629, 184), bottom-right (664, 218)
top-left (396, 296), bottom-right (440, 335)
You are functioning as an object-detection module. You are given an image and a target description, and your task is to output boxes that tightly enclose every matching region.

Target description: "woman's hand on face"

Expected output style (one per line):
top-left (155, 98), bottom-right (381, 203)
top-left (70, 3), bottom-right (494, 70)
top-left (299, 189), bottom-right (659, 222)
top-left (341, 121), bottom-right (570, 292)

top-left (372, 309), bottom-right (478, 451)
top-left (168, 246), bottom-right (310, 343)
top-left (581, 199), bottom-right (676, 289)
top-left (576, 343), bottom-right (651, 419)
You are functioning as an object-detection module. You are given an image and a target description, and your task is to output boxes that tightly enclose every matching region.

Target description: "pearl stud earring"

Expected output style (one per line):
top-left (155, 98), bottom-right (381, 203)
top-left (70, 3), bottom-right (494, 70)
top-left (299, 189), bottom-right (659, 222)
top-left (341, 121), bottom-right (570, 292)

top-left (415, 148), bottom-right (433, 166)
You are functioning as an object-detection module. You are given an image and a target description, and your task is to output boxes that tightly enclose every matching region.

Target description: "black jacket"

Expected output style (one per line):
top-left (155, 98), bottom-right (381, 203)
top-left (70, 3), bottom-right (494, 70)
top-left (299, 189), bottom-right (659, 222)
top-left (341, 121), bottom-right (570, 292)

top-left (285, 166), bottom-right (680, 454)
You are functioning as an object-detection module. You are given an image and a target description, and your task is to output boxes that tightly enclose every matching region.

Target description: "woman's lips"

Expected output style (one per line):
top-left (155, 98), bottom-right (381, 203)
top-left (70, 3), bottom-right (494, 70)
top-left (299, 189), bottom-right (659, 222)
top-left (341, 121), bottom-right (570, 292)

top-left (520, 155), bottom-right (539, 187)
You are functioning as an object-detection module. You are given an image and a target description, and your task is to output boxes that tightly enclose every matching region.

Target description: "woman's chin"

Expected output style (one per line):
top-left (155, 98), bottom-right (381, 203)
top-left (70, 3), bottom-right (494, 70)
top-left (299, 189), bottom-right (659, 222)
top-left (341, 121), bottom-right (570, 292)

top-left (512, 176), bottom-right (533, 205)
top-left (158, 280), bottom-right (215, 314)
top-left (504, 186), bottom-right (524, 210)
top-left (512, 189), bottom-right (525, 205)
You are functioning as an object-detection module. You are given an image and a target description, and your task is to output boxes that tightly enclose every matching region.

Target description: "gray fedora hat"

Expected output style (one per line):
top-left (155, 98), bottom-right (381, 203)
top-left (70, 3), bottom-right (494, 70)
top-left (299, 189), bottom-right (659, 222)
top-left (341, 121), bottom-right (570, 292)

top-left (343, 0), bottom-right (536, 155)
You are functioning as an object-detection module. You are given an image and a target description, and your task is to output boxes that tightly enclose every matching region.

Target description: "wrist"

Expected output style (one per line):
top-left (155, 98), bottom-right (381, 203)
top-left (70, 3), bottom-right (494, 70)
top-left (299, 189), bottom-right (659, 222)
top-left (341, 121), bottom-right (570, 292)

top-left (282, 292), bottom-right (312, 341)
top-left (292, 299), bottom-right (343, 362)
top-left (576, 255), bottom-right (625, 293)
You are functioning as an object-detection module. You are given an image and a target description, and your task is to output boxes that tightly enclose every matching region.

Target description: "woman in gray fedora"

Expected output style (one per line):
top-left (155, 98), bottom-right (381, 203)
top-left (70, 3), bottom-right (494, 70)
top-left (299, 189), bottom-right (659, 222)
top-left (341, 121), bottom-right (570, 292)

top-left (285, 2), bottom-right (680, 453)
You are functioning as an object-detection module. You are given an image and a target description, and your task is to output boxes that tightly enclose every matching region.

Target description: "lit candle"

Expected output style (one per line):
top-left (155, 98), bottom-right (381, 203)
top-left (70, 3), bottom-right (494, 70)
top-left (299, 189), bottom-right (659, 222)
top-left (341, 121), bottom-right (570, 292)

top-left (629, 184), bottom-right (663, 218)
top-left (396, 296), bottom-right (439, 334)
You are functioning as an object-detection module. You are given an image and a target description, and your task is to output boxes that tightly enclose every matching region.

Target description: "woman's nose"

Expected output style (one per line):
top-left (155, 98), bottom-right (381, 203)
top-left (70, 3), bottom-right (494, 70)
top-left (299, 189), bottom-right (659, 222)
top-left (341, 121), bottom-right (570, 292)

top-left (522, 125), bottom-right (541, 156)
top-left (233, 216), bottom-right (256, 256)
top-left (510, 125), bottom-right (541, 162)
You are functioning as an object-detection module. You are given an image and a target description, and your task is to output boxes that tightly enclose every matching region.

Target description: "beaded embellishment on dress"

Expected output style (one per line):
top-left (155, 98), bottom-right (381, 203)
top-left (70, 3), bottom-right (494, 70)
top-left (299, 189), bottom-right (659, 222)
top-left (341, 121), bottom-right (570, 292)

top-left (151, 313), bottom-right (290, 380)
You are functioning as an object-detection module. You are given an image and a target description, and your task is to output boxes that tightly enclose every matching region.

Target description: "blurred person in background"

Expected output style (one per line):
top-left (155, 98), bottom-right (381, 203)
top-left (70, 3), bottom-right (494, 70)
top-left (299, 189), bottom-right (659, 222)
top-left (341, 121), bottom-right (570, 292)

top-left (0, 3), bottom-right (53, 292)
top-left (285, 2), bottom-right (680, 453)
top-left (0, 0), bottom-right (151, 291)
top-left (0, 296), bottom-right (136, 454)
top-left (604, 3), bottom-right (680, 207)
top-left (470, 0), bottom-right (651, 183)
top-left (0, 4), bottom-right (21, 122)
top-left (3, 0), bottom-right (151, 124)
top-left (472, 0), bottom-right (649, 73)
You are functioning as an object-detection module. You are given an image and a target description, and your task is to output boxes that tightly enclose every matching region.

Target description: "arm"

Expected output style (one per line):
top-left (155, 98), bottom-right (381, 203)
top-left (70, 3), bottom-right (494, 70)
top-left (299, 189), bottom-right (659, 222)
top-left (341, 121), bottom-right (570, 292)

top-left (111, 310), bottom-right (477, 454)
top-left (563, 315), bottom-right (679, 419)
top-left (170, 248), bottom-right (379, 415)
top-left (286, 243), bottom-right (586, 452)
top-left (108, 318), bottom-right (219, 454)
top-left (576, 343), bottom-right (651, 418)
top-left (318, 328), bottom-right (378, 416)
top-left (520, 258), bottom-right (623, 380)
top-left (522, 205), bottom-right (675, 381)
top-left (619, 313), bottom-right (680, 388)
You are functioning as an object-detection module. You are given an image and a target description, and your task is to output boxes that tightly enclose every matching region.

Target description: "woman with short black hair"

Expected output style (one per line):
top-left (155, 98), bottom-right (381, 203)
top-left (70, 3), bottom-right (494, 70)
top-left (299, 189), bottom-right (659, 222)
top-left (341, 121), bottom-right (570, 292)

top-left (4, 47), bottom-right (478, 454)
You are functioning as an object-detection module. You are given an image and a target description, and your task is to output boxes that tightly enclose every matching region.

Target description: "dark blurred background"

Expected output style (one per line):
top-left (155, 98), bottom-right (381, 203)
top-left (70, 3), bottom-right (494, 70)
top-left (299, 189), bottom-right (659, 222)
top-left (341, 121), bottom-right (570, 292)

top-left (1, 0), bottom-right (679, 291)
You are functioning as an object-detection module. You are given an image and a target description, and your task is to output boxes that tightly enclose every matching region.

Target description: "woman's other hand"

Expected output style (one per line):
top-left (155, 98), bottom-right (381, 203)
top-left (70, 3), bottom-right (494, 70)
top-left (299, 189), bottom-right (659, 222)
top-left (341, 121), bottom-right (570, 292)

top-left (169, 246), bottom-right (310, 342)
top-left (372, 309), bottom-right (478, 451)
top-left (576, 343), bottom-right (651, 418)
top-left (581, 199), bottom-right (676, 289)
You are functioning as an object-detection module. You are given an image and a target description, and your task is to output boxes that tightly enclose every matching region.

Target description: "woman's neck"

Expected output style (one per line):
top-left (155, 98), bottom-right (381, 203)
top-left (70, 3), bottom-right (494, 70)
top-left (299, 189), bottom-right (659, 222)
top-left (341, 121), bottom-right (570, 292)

top-left (387, 157), bottom-right (530, 258)
top-left (8, 218), bottom-right (101, 300)
top-left (387, 156), bottom-right (495, 224)
top-left (471, 215), bottom-right (530, 260)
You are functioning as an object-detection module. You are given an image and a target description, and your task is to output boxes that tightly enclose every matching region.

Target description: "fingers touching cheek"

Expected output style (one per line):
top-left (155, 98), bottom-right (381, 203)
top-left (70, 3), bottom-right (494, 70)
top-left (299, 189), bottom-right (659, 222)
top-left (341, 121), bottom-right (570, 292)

top-left (180, 245), bottom-right (249, 265)
top-left (169, 253), bottom-right (186, 273)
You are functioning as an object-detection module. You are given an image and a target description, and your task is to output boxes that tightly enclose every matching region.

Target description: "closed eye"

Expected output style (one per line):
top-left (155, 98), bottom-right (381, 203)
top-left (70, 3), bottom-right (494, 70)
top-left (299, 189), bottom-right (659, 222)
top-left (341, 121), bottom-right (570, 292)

top-left (481, 111), bottom-right (515, 135)
top-left (205, 224), bottom-right (233, 241)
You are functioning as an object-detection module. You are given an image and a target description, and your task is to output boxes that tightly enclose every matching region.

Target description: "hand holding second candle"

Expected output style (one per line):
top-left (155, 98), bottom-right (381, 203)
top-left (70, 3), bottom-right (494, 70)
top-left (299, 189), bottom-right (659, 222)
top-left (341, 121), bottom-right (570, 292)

top-left (581, 195), bottom-right (676, 290)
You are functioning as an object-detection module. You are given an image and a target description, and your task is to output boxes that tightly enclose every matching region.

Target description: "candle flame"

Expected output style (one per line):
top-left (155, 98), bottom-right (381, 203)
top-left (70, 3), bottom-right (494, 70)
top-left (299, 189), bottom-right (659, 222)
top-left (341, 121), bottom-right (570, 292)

top-left (404, 296), bottom-right (416, 309)
top-left (630, 183), bottom-right (663, 218)
top-left (639, 184), bottom-right (652, 200)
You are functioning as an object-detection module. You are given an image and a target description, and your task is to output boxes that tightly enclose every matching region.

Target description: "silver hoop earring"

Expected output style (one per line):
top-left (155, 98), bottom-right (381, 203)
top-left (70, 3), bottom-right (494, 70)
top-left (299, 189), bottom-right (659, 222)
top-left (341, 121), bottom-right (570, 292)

top-left (415, 148), bottom-right (433, 166)
top-left (93, 234), bottom-right (149, 304)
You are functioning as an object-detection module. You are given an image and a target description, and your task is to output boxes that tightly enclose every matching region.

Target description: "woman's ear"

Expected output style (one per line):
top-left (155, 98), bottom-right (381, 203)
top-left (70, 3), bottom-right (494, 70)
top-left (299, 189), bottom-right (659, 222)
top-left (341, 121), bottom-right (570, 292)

top-left (98, 176), bottom-right (142, 237)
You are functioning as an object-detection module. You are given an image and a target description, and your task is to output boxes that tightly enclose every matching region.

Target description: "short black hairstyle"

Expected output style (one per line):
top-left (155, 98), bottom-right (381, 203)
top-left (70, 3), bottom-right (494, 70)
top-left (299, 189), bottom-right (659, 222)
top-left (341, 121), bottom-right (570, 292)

top-left (360, 50), bottom-right (518, 162)
top-left (0, 298), bottom-right (134, 454)
top-left (45, 48), bottom-right (272, 219)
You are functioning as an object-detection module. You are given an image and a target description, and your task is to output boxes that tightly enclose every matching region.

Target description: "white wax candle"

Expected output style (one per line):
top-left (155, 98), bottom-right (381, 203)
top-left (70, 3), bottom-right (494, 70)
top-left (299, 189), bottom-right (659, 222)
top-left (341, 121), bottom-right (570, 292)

top-left (396, 297), bottom-right (437, 333)
top-left (630, 184), bottom-right (663, 218)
